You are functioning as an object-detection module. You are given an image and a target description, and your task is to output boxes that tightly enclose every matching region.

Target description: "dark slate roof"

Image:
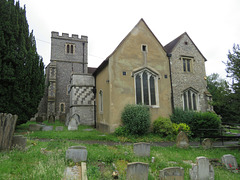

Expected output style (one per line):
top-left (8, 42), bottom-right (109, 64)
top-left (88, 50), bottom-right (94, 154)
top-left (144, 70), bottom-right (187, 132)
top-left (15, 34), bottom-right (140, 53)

top-left (88, 67), bottom-right (97, 75)
top-left (164, 32), bottom-right (207, 61)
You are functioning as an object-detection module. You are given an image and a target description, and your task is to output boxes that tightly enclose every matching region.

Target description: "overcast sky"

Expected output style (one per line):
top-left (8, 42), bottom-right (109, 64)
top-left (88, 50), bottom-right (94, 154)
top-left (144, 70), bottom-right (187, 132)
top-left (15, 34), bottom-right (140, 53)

top-left (20, 0), bottom-right (240, 79)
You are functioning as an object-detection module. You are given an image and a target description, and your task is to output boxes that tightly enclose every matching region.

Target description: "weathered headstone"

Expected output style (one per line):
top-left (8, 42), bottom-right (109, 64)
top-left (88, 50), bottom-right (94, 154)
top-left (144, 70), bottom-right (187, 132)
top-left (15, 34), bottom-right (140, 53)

top-left (0, 113), bottom-right (18, 151)
top-left (126, 162), bottom-right (149, 180)
top-left (159, 167), bottom-right (184, 180)
top-left (66, 146), bottom-right (88, 162)
top-left (56, 126), bottom-right (64, 131)
top-left (202, 138), bottom-right (213, 150)
top-left (176, 131), bottom-right (189, 148)
top-left (66, 113), bottom-right (80, 126)
top-left (221, 154), bottom-right (238, 170)
top-left (11, 135), bottom-right (27, 150)
top-left (36, 116), bottom-right (43, 124)
top-left (133, 142), bottom-right (150, 157)
top-left (59, 113), bottom-right (66, 124)
top-left (189, 156), bottom-right (214, 180)
top-left (68, 117), bottom-right (78, 131)
top-left (29, 124), bottom-right (44, 131)
top-left (42, 126), bottom-right (53, 131)
top-left (48, 115), bottom-right (55, 123)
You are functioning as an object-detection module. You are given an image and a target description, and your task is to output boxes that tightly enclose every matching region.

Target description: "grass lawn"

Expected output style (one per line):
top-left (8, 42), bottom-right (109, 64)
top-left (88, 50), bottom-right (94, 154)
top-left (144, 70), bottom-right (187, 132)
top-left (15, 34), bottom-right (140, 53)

top-left (0, 121), bottom-right (239, 179)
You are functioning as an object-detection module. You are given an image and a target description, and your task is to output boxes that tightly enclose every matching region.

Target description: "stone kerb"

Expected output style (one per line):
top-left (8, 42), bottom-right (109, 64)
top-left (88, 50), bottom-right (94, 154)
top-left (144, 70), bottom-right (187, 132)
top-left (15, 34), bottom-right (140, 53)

top-left (159, 167), bottom-right (184, 180)
top-left (189, 156), bottom-right (214, 180)
top-left (176, 131), bottom-right (189, 148)
top-left (126, 162), bottom-right (149, 180)
top-left (221, 154), bottom-right (238, 170)
top-left (55, 126), bottom-right (64, 131)
top-left (29, 124), bottom-right (44, 131)
top-left (11, 135), bottom-right (27, 150)
top-left (202, 138), bottom-right (213, 150)
top-left (42, 126), bottom-right (53, 131)
top-left (133, 142), bottom-right (150, 157)
top-left (66, 146), bottom-right (88, 162)
top-left (0, 113), bottom-right (18, 151)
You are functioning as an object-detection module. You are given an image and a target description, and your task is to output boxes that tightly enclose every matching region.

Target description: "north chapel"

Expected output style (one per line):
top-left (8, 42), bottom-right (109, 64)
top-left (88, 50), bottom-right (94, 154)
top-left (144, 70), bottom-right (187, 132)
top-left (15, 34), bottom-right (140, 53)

top-left (38, 19), bottom-right (212, 133)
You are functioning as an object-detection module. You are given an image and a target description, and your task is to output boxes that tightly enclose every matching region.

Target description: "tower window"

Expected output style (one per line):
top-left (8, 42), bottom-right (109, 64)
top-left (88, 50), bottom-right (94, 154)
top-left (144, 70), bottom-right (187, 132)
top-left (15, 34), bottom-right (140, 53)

top-left (65, 43), bottom-right (75, 54)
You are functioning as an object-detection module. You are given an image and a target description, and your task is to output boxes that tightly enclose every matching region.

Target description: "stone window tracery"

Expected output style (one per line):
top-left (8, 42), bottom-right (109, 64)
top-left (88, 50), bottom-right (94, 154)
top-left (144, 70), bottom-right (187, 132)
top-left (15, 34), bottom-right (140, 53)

top-left (182, 88), bottom-right (198, 111)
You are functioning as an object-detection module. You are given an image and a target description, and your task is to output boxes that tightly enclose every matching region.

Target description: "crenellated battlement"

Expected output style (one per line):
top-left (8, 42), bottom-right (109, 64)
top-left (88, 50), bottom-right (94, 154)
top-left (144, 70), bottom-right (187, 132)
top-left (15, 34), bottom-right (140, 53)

top-left (51, 31), bottom-right (88, 41)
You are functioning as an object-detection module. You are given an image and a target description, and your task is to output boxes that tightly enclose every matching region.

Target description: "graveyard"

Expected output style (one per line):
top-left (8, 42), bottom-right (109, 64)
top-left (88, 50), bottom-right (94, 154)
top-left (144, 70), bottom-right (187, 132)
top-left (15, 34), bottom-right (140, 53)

top-left (0, 114), bottom-right (240, 179)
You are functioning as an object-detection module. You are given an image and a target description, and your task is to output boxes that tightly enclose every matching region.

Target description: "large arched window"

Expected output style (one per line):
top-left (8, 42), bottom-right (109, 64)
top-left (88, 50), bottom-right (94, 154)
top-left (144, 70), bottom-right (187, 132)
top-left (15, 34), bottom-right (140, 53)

top-left (182, 88), bottom-right (198, 110)
top-left (134, 69), bottom-right (158, 106)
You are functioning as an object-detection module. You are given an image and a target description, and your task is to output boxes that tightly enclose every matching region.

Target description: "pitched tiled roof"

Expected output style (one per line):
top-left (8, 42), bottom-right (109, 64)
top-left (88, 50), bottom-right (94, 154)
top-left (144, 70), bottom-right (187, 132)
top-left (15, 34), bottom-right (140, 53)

top-left (164, 32), bottom-right (207, 61)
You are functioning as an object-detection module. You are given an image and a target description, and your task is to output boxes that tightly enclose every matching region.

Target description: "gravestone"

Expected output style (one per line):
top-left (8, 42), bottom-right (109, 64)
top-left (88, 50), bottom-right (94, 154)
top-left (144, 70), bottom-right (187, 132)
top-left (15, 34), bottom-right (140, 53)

top-left (221, 154), bottom-right (238, 170)
top-left (48, 115), bottom-right (55, 123)
top-left (176, 131), bottom-right (189, 148)
top-left (30, 117), bottom-right (36, 122)
top-left (36, 116), bottom-right (43, 124)
top-left (66, 146), bottom-right (88, 162)
top-left (126, 162), bottom-right (149, 180)
top-left (189, 156), bottom-right (214, 180)
top-left (159, 167), bottom-right (184, 180)
top-left (66, 113), bottom-right (80, 126)
top-left (42, 126), bottom-right (53, 131)
top-left (133, 142), bottom-right (150, 157)
top-left (29, 124), bottom-right (44, 131)
top-left (11, 135), bottom-right (27, 150)
top-left (0, 113), bottom-right (18, 151)
top-left (56, 126), bottom-right (64, 131)
top-left (59, 113), bottom-right (66, 124)
top-left (202, 138), bottom-right (213, 150)
top-left (68, 117), bottom-right (78, 131)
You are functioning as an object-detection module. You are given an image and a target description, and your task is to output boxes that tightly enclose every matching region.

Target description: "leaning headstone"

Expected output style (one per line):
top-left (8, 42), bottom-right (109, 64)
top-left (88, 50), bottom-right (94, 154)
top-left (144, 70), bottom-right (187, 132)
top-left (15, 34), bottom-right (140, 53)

top-left (133, 142), bottom-right (150, 157)
top-left (189, 156), bottom-right (214, 180)
top-left (0, 113), bottom-right (18, 151)
top-left (42, 126), bottom-right (53, 131)
top-left (36, 116), bottom-right (43, 124)
top-left (126, 162), bottom-right (149, 180)
top-left (68, 117), bottom-right (78, 131)
top-left (48, 115), bottom-right (55, 123)
top-left (221, 154), bottom-right (238, 170)
top-left (59, 113), bottom-right (66, 124)
top-left (176, 131), bottom-right (189, 148)
top-left (159, 167), bottom-right (184, 180)
top-left (66, 113), bottom-right (80, 126)
top-left (202, 138), bottom-right (213, 150)
top-left (11, 135), bottom-right (27, 150)
top-left (56, 126), bottom-right (64, 131)
top-left (66, 146), bottom-right (88, 162)
top-left (29, 124), bottom-right (44, 131)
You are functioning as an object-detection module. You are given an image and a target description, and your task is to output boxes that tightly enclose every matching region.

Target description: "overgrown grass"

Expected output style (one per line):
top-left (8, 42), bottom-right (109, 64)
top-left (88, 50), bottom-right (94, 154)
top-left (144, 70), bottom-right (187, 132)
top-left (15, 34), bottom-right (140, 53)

top-left (1, 139), bottom-right (239, 179)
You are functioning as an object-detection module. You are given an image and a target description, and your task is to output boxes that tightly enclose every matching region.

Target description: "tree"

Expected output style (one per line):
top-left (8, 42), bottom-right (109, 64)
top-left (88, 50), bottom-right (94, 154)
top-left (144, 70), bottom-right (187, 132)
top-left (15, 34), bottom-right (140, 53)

top-left (0, 0), bottom-right (45, 124)
top-left (207, 73), bottom-right (233, 123)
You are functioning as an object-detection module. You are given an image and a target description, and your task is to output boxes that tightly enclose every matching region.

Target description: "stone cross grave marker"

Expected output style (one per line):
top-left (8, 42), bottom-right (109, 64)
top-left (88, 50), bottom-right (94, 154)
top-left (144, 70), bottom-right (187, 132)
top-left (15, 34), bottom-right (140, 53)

top-left (189, 156), bottom-right (214, 180)
top-left (159, 167), bottom-right (184, 180)
top-left (0, 113), bottom-right (18, 151)
top-left (221, 154), bottom-right (238, 170)
top-left (66, 146), bottom-right (88, 162)
top-left (133, 142), bottom-right (150, 157)
top-left (176, 131), bottom-right (189, 148)
top-left (202, 138), bottom-right (213, 150)
top-left (126, 162), bottom-right (149, 180)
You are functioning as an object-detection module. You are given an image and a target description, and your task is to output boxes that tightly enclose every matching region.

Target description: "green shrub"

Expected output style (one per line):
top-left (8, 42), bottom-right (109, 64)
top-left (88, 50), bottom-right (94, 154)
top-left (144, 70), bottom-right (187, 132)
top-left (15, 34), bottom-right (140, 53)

top-left (172, 123), bottom-right (191, 136)
top-left (114, 126), bottom-right (129, 136)
top-left (170, 108), bottom-right (221, 137)
top-left (121, 104), bottom-right (150, 135)
top-left (153, 117), bottom-right (173, 136)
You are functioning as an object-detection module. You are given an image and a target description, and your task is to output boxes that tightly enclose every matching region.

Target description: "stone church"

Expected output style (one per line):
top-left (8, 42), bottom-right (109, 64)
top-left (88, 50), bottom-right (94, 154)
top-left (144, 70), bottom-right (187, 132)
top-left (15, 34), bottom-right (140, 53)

top-left (38, 19), bottom-right (211, 132)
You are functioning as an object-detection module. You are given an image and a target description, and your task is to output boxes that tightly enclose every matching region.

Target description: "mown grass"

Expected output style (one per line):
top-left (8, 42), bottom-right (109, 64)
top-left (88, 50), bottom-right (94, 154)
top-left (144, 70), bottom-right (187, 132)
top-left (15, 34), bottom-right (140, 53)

top-left (1, 139), bottom-right (240, 179)
top-left (15, 120), bottom-right (176, 143)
